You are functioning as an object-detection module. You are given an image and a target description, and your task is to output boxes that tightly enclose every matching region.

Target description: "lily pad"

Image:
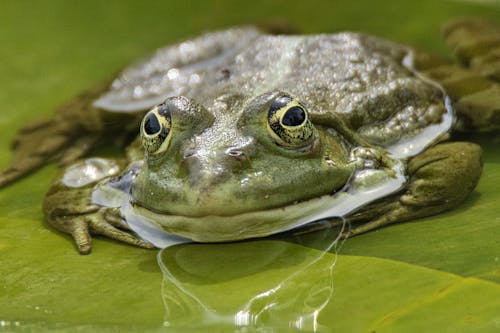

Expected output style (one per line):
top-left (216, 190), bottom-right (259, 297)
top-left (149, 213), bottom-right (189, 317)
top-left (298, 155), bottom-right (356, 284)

top-left (0, 0), bottom-right (499, 332)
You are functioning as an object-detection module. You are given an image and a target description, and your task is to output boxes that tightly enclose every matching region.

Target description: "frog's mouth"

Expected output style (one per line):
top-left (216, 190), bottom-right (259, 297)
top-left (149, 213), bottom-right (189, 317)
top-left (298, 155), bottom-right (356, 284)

top-left (96, 160), bottom-right (407, 248)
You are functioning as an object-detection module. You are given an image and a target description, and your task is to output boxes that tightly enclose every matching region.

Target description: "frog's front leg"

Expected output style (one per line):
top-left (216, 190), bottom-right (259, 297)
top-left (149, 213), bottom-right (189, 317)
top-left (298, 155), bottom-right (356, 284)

top-left (343, 142), bottom-right (482, 237)
top-left (43, 158), bottom-right (153, 254)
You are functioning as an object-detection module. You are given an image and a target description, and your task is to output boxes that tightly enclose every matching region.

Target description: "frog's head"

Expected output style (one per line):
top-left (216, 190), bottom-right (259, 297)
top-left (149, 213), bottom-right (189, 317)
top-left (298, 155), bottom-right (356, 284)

top-left (130, 92), bottom-right (360, 240)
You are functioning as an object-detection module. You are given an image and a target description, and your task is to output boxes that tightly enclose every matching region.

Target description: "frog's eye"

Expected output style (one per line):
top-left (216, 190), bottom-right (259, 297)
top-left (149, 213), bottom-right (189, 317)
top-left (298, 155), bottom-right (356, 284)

top-left (141, 103), bottom-right (172, 155)
top-left (267, 95), bottom-right (314, 149)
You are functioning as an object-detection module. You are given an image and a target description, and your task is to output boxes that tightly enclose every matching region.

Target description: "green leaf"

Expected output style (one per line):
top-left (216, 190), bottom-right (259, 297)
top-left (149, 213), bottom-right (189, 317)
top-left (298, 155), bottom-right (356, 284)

top-left (326, 254), bottom-right (500, 332)
top-left (0, 0), bottom-right (499, 332)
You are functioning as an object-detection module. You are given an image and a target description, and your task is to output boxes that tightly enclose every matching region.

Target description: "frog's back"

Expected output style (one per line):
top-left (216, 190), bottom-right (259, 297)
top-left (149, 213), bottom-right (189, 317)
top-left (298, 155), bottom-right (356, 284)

top-left (96, 29), bottom-right (453, 158)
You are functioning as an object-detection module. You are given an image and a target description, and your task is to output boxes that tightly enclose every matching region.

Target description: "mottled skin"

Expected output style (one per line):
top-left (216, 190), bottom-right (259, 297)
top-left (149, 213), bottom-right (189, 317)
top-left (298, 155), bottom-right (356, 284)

top-left (1, 18), bottom-right (498, 254)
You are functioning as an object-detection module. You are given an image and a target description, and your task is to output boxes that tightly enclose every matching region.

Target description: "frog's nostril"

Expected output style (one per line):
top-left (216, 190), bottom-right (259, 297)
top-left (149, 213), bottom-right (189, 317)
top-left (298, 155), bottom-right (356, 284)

top-left (183, 150), bottom-right (197, 159)
top-left (225, 148), bottom-right (249, 163)
top-left (226, 149), bottom-right (244, 157)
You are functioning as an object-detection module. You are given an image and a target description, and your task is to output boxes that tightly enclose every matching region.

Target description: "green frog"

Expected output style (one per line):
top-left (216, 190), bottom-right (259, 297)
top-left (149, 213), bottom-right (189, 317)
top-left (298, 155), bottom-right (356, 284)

top-left (1, 18), bottom-right (498, 254)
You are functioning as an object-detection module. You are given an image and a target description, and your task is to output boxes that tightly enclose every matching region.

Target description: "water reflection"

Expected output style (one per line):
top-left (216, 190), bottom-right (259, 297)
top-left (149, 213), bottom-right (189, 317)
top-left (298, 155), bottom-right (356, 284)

top-left (157, 219), bottom-right (346, 332)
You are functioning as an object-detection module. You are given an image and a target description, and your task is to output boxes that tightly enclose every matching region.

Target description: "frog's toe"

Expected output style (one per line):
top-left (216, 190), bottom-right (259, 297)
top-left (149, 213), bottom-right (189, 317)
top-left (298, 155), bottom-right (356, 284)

top-left (0, 122), bottom-right (78, 188)
top-left (443, 17), bottom-right (500, 79)
top-left (88, 215), bottom-right (155, 250)
top-left (51, 214), bottom-right (93, 254)
top-left (0, 168), bottom-right (23, 187)
top-left (102, 207), bottom-right (133, 231)
top-left (67, 217), bottom-right (93, 255)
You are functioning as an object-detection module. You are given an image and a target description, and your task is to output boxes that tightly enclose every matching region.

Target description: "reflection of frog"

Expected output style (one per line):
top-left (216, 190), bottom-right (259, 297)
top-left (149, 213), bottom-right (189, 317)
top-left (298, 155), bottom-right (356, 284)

top-left (1, 18), bottom-right (497, 254)
top-left (158, 235), bottom-right (339, 330)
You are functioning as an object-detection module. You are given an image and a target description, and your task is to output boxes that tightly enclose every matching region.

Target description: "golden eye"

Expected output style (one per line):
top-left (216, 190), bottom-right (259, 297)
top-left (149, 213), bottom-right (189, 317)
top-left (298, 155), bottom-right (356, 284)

top-left (267, 94), bottom-right (314, 148)
top-left (141, 103), bottom-right (172, 155)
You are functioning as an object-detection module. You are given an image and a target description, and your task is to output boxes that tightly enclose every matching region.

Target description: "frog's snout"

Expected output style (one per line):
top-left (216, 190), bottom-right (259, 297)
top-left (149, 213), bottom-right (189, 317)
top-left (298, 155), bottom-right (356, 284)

top-left (182, 147), bottom-right (250, 165)
top-left (181, 147), bottom-right (251, 187)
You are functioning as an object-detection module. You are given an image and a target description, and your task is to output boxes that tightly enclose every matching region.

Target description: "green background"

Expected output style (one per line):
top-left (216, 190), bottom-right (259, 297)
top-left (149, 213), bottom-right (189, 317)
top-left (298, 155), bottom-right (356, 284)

top-left (0, 0), bottom-right (499, 332)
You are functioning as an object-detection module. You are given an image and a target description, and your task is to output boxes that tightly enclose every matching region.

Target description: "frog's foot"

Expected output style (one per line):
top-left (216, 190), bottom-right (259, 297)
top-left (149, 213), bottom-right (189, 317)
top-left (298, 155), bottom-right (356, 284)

top-left (47, 205), bottom-right (154, 255)
top-left (0, 76), bottom-right (138, 188)
top-left (413, 18), bottom-right (500, 131)
top-left (341, 142), bottom-right (482, 238)
top-left (443, 18), bottom-right (500, 80)
top-left (0, 119), bottom-right (98, 187)
top-left (43, 158), bottom-right (154, 254)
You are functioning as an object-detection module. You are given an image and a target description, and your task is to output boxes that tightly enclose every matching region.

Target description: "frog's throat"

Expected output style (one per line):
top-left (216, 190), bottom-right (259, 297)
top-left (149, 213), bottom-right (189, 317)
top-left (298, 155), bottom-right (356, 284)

top-left (121, 160), bottom-right (406, 246)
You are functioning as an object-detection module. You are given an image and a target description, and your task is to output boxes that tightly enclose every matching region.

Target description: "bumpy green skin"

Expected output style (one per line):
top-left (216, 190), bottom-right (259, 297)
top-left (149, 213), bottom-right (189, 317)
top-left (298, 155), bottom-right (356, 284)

top-left (2, 18), bottom-right (499, 253)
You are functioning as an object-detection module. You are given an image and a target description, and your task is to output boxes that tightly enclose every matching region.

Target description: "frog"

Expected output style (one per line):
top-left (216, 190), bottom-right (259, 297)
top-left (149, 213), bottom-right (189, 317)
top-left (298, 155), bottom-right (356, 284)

top-left (1, 18), bottom-right (498, 254)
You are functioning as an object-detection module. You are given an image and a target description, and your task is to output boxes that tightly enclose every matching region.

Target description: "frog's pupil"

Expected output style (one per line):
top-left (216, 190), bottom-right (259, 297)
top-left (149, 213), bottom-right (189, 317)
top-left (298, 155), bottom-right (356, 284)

top-left (282, 106), bottom-right (305, 126)
top-left (144, 113), bottom-right (161, 135)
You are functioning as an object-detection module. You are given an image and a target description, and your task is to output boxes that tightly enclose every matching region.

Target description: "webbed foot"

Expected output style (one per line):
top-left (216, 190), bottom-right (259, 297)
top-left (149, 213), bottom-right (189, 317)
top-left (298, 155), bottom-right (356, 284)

top-left (443, 17), bottom-right (500, 80)
top-left (413, 18), bottom-right (500, 131)
top-left (0, 76), bottom-right (140, 188)
top-left (44, 158), bottom-right (154, 254)
top-left (48, 205), bottom-right (154, 255)
top-left (0, 119), bottom-right (98, 187)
